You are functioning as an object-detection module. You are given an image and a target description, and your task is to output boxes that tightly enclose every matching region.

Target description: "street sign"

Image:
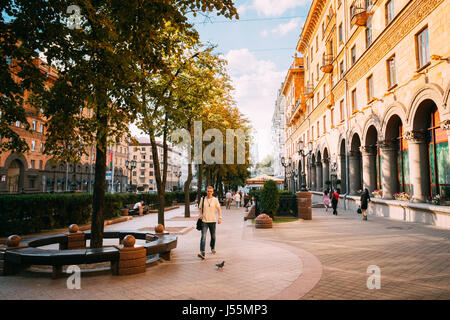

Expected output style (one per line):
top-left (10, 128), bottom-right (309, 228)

top-left (106, 171), bottom-right (112, 181)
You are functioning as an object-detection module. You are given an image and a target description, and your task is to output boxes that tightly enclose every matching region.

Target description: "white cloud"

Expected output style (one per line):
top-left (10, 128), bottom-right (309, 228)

top-left (260, 29), bottom-right (269, 37)
top-left (223, 49), bottom-right (285, 161)
top-left (251, 0), bottom-right (309, 17)
top-left (272, 17), bottom-right (302, 36)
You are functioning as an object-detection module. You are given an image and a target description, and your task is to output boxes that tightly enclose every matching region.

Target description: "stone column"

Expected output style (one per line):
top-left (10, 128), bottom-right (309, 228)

top-left (297, 191), bottom-right (312, 220)
top-left (360, 146), bottom-right (377, 192)
top-left (339, 153), bottom-right (346, 193)
top-left (348, 150), bottom-right (361, 195)
top-left (316, 160), bottom-right (323, 191)
top-left (311, 163), bottom-right (316, 191)
top-left (322, 159), bottom-right (329, 189)
top-left (380, 140), bottom-right (398, 199)
top-left (404, 130), bottom-right (429, 202)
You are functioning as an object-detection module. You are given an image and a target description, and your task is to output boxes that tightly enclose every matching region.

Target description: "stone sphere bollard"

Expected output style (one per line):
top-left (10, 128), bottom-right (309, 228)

top-left (68, 224), bottom-right (79, 233)
top-left (6, 235), bottom-right (21, 247)
top-left (255, 214), bottom-right (273, 229)
top-left (155, 224), bottom-right (165, 233)
top-left (123, 235), bottom-right (136, 247)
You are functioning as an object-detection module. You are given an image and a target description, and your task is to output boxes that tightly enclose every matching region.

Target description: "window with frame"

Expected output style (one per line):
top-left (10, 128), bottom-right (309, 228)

top-left (31, 140), bottom-right (36, 151)
top-left (39, 124), bottom-right (44, 133)
top-left (416, 27), bottom-right (430, 69)
top-left (32, 120), bottom-right (36, 131)
top-left (387, 55), bottom-right (397, 88)
top-left (40, 142), bottom-right (43, 152)
top-left (340, 100), bottom-right (344, 121)
top-left (312, 126), bottom-right (314, 140)
top-left (367, 75), bottom-right (374, 102)
top-left (386, 0), bottom-right (395, 25)
top-left (317, 121), bottom-right (320, 137)
top-left (316, 63), bottom-right (319, 79)
top-left (31, 160), bottom-right (35, 169)
top-left (351, 45), bottom-right (356, 65)
top-left (351, 89), bottom-right (357, 113)
top-left (15, 121), bottom-right (20, 127)
top-left (339, 23), bottom-right (343, 43)
top-left (323, 115), bottom-right (327, 133)
top-left (339, 61), bottom-right (344, 79)
top-left (39, 160), bottom-right (43, 170)
top-left (322, 22), bottom-right (325, 38)
top-left (316, 36), bottom-right (318, 50)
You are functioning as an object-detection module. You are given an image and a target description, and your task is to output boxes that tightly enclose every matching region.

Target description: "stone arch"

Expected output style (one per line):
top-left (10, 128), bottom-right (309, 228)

top-left (381, 102), bottom-right (407, 140)
top-left (406, 83), bottom-right (444, 126)
top-left (362, 113), bottom-right (382, 146)
top-left (4, 152), bottom-right (28, 170)
top-left (347, 123), bottom-right (363, 145)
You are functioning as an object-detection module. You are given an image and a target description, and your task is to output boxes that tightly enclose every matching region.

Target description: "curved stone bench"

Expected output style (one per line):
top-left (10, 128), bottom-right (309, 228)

top-left (1, 229), bottom-right (177, 278)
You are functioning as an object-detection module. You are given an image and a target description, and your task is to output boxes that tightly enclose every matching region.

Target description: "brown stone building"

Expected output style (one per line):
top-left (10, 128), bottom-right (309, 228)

top-left (0, 59), bottom-right (127, 194)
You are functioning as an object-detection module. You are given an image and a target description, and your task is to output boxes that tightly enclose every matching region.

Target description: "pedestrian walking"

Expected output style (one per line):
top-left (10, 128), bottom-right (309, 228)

top-left (323, 189), bottom-right (330, 213)
top-left (198, 186), bottom-right (223, 260)
top-left (331, 189), bottom-right (339, 215)
top-left (234, 191), bottom-right (241, 208)
top-left (225, 190), bottom-right (232, 210)
top-left (360, 188), bottom-right (371, 221)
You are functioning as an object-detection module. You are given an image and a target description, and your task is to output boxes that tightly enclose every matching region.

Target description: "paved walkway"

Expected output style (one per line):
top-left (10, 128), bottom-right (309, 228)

top-left (0, 204), bottom-right (449, 300)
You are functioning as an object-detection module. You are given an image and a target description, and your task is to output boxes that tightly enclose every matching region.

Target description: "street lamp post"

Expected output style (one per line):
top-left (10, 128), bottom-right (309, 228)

top-left (287, 157), bottom-right (292, 192)
top-left (298, 141), bottom-right (312, 191)
top-left (125, 159), bottom-right (137, 193)
top-left (281, 157), bottom-right (288, 190)
top-left (175, 171), bottom-right (182, 190)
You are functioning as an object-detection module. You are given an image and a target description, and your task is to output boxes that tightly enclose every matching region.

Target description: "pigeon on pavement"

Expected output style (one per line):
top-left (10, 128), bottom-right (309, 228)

top-left (216, 261), bottom-right (225, 269)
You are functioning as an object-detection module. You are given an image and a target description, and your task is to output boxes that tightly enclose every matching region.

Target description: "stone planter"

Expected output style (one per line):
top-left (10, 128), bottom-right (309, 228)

top-left (121, 209), bottom-right (129, 216)
top-left (394, 197), bottom-right (410, 202)
top-left (255, 213), bottom-right (273, 229)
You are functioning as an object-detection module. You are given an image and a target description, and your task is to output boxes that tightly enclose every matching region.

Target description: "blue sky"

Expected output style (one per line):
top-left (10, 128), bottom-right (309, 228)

top-left (134, 1), bottom-right (313, 163)
top-left (189, 0), bottom-right (312, 162)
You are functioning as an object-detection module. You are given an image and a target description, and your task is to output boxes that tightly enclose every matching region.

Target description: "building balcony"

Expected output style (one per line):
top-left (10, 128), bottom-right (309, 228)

top-left (320, 54), bottom-right (334, 73)
top-left (304, 82), bottom-right (314, 99)
top-left (350, 0), bottom-right (372, 26)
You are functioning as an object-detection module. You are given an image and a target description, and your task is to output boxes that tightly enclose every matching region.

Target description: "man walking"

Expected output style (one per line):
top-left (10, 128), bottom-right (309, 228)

top-left (225, 190), bottom-right (232, 210)
top-left (234, 191), bottom-right (241, 208)
top-left (198, 186), bottom-right (223, 260)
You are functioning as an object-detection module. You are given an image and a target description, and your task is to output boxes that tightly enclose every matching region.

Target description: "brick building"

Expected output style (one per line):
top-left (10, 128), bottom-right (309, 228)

top-left (0, 59), bottom-right (128, 194)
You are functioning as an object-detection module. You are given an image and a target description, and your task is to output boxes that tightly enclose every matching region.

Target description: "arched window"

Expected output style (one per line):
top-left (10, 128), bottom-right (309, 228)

top-left (396, 123), bottom-right (410, 193)
top-left (427, 106), bottom-right (449, 198)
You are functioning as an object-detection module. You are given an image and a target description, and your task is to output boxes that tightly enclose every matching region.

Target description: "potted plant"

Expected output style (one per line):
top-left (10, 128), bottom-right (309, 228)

top-left (393, 192), bottom-right (411, 202)
top-left (372, 189), bottom-right (383, 198)
top-left (259, 180), bottom-right (280, 222)
top-left (432, 194), bottom-right (441, 205)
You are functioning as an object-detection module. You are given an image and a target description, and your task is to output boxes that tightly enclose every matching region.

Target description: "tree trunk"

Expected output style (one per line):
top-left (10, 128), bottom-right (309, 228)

top-left (149, 128), bottom-right (165, 226)
top-left (90, 106), bottom-right (107, 248)
top-left (184, 161), bottom-right (192, 217)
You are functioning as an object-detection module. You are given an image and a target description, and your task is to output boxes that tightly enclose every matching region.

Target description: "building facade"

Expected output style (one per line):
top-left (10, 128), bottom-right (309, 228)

top-left (285, 0), bottom-right (450, 226)
top-left (128, 137), bottom-right (183, 192)
top-left (281, 55), bottom-right (306, 192)
top-left (0, 59), bottom-right (129, 194)
top-left (271, 83), bottom-right (287, 179)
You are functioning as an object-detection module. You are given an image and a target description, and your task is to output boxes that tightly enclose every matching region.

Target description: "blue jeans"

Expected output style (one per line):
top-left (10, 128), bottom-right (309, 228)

top-left (200, 222), bottom-right (216, 253)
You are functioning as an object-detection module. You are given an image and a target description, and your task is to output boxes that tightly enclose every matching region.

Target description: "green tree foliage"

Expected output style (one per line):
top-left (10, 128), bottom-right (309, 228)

top-left (1, 0), bottom-right (239, 246)
top-left (259, 180), bottom-right (280, 218)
